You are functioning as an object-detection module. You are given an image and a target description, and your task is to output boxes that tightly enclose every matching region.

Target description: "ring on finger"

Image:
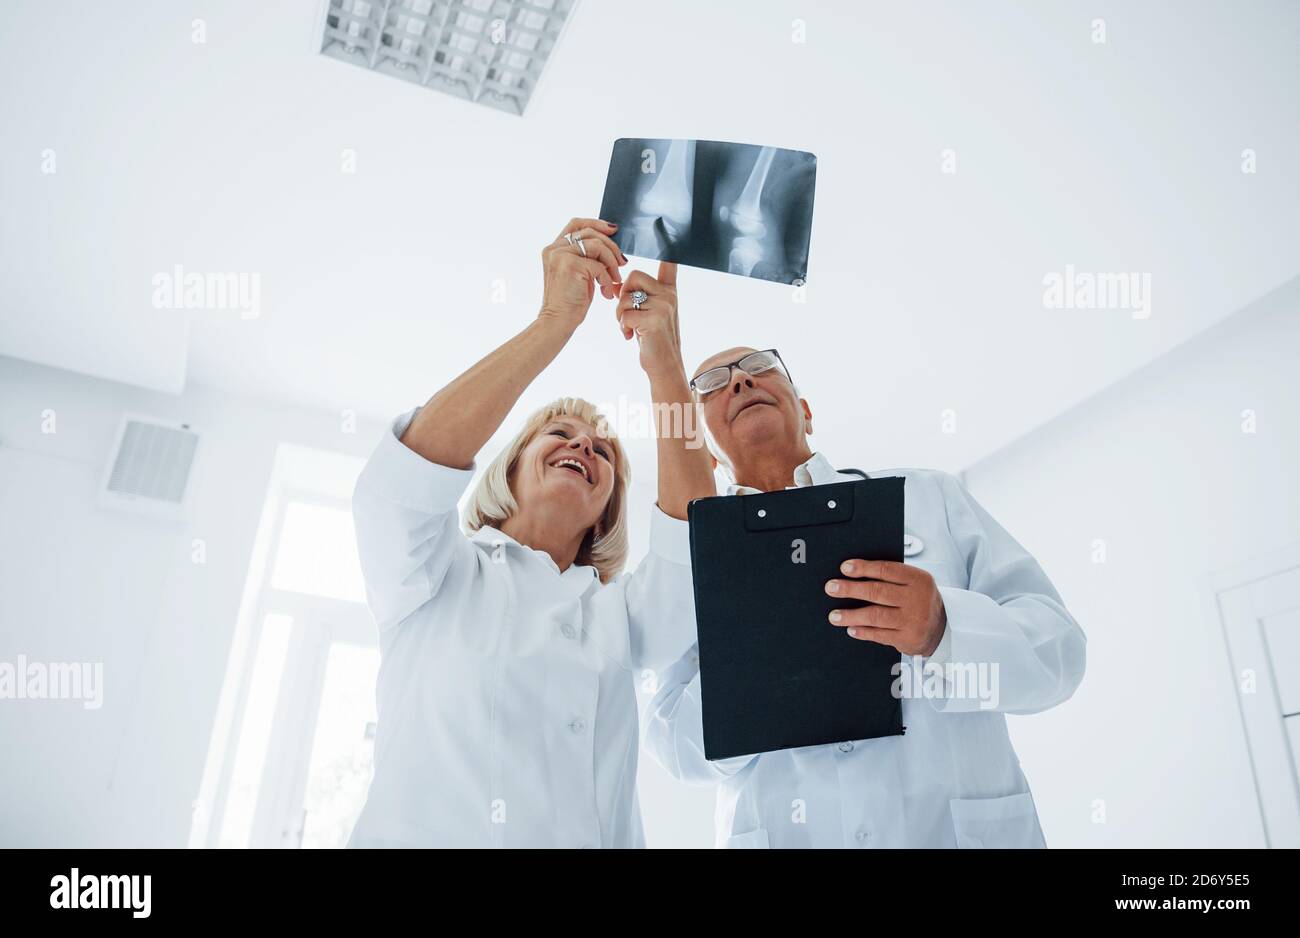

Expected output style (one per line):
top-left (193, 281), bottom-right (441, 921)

top-left (575, 236), bottom-right (587, 257)
top-left (631, 289), bottom-right (648, 309)
top-left (563, 233), bottom-right (574, 246)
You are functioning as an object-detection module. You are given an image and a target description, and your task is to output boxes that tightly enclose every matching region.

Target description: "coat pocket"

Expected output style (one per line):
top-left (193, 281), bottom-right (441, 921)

top-left (949, 792), bottom-right (1046, 848)
top-left (721, 828), bottom-right (770, 849)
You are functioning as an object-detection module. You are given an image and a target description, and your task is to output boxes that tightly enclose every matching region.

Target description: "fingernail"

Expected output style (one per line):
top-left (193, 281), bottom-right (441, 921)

top-left (841, 561), bottom-right (854, 575)
top-left (826, 581), bottom-right (839, 594)
top-left (620, 254), bottom-right (628, 263)
top-left (829, 610), bottom-right (841, 624)
top-left (847, 628), bottom-right (860, 638)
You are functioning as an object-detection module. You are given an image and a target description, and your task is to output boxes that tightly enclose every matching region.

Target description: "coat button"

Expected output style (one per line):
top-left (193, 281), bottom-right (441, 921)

top-left (903, 535), bottom-right (924, 557)
top-left (569, 719), bottom-right (586, 734)
top-left (838, 741), bottom-right (854, 753)
top-left (855, 830), bottom-right (870, 844)
top-left (561, 623), bottom-right (576, 639)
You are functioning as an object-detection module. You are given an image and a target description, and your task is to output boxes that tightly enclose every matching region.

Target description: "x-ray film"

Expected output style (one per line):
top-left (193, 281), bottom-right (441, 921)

top-left (598, 138), bottom-right (817, 285)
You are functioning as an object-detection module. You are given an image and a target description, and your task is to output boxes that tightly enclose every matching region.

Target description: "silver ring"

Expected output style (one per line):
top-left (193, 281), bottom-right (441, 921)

top-left (631, 289), bottom-right (647, 309)
top-left (563, 233), bottom-right (573, 245)
top-left (575, 236), bottom-right (587, 257)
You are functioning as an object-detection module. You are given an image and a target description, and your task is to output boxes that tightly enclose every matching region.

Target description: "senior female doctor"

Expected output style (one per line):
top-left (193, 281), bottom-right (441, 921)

top-left (346, 217), bottom-right (713, 848)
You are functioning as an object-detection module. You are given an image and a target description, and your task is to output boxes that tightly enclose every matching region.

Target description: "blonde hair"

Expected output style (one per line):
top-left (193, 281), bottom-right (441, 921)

top-left (463, 398), bottom-right (630, 583)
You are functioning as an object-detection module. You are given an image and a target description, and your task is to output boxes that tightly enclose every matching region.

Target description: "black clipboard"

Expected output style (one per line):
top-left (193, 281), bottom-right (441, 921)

top-left (687, 475), bottom-right (906, 761)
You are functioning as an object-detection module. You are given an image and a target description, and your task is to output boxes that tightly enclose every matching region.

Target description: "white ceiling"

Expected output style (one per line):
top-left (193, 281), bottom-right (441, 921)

top-left (2, 0), bottom-right (1297, 472)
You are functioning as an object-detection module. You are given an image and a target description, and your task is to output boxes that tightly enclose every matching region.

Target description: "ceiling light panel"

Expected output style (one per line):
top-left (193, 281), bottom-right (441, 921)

top-left (319, 0), bottom-right (577, 116)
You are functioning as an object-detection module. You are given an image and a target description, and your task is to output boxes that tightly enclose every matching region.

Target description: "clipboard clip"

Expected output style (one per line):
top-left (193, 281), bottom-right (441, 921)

top-left (742, 480), bottom-right (859, 532)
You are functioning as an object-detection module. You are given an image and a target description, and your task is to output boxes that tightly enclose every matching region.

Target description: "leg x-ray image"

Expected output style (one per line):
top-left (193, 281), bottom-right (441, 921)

top-left (598, 138), bottom-right (817, 285)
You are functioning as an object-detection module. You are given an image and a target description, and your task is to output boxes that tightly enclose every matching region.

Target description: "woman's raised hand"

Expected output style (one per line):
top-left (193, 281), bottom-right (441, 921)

top-left (539, 217), bottom-right (627, 330)
top-left (616, 262), bottom-right (682, 379)
top-left (400, 219), bottom-right (624, 470)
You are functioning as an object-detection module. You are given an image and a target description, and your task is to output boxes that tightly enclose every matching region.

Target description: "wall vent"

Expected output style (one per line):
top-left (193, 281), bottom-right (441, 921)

top-left (100, 415), bottom-right (201, 520)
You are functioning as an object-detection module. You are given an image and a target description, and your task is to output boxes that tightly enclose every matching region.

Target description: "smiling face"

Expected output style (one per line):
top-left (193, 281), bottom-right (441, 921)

top-left (463, 398), bottom-right (630, 583)
top-left (693, 346), bottom-right (812, 471)
top-left (509, 415), bottom-right (618, 534)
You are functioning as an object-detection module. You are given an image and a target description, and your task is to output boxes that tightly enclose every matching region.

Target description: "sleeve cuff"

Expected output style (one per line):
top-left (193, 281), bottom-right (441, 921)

top-left (930, 585), bottom-right (996, 670)
top-left (923, 587), bottom-right (994, 712)
top-left (925, 609), bottom-right (955, 668)
top-left (358, 407), bottom-right (478, 512)
top-left (648, 504), bottom-right (693, 567)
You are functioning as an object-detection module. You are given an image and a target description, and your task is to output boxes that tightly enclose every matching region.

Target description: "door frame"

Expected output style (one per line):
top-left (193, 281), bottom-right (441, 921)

top-left (1203, 540), bottom-right (1300, 847)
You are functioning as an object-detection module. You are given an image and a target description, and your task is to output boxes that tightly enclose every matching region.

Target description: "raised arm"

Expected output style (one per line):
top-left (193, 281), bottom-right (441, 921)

top-left (353, 218), bottom-right (626, 631)
top-left (401, 217), bottom-right (627, 467)
top-left (615, 261), bottom-right (716, 519)
top-left (616, 263), bottom-right (718, 672)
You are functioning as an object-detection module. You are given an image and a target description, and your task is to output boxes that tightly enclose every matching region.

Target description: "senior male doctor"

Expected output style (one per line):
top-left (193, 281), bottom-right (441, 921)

top-left (644, 347), bottom-right (1086, 849)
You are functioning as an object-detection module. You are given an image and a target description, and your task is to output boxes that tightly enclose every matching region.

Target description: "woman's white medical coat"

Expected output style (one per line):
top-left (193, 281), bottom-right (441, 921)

top-left (347, 410), bottom-right (695, 848)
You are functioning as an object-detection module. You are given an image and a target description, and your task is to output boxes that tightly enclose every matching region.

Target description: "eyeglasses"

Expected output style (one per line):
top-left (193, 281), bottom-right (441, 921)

top-left (689, 349), bottom-right (794, 397)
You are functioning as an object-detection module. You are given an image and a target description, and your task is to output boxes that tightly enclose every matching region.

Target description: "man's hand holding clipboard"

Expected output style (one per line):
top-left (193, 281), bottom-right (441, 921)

top-left (825, 559), bottom-right (948, 656)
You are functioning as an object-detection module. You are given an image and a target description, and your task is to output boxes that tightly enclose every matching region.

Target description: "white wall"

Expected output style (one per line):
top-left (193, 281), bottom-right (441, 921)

top-left (0, 356), bottom-right (383, 847)
top-left (963, 276), bottom-right (1300, 847)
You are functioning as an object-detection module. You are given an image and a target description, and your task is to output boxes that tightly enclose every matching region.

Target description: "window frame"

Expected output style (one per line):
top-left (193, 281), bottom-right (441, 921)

top-left (195, 484), bottom-right (376, 849)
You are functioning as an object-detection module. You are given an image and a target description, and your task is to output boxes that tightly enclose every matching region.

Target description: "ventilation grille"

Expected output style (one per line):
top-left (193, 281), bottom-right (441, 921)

top-left (319, 0), bottom-right (576, 116)
top-left (103, 418), bottom-right (200, 512)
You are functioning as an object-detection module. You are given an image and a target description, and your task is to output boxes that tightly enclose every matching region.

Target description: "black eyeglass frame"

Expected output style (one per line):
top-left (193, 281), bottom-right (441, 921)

top-left (689, 349), bottom-right (795, 397)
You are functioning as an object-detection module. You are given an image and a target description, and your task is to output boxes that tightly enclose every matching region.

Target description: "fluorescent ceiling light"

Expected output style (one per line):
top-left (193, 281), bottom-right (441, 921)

top-left (319, 0), bottom-right (577, 116)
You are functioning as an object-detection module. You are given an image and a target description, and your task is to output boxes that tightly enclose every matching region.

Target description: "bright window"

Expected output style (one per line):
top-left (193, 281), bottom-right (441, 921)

top-left (299, 642), bottom-right (380, 849)
top-left (218, 613), bottom-right (294, 849)
top-left (194, 444), bottom-right (377, 849)
top-left (270, 501), bottom-right (366, 603)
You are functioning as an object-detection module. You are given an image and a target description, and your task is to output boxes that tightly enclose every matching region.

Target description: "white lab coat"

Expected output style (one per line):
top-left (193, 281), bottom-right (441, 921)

top-left (347, 410), bottom-right (696, 848)
top-left (644, 453), bottom-right (1086, 848)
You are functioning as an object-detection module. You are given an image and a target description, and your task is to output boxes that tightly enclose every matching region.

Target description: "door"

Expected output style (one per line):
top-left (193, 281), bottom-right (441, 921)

top-left (1217, 556), bottom-right (1300, 847)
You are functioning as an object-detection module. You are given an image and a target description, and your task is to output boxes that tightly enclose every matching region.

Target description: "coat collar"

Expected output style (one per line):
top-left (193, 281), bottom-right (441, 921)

top-left (469, 525), bottom-right (599, 585)
top-left (725, 451), bottom-right (843, 495)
